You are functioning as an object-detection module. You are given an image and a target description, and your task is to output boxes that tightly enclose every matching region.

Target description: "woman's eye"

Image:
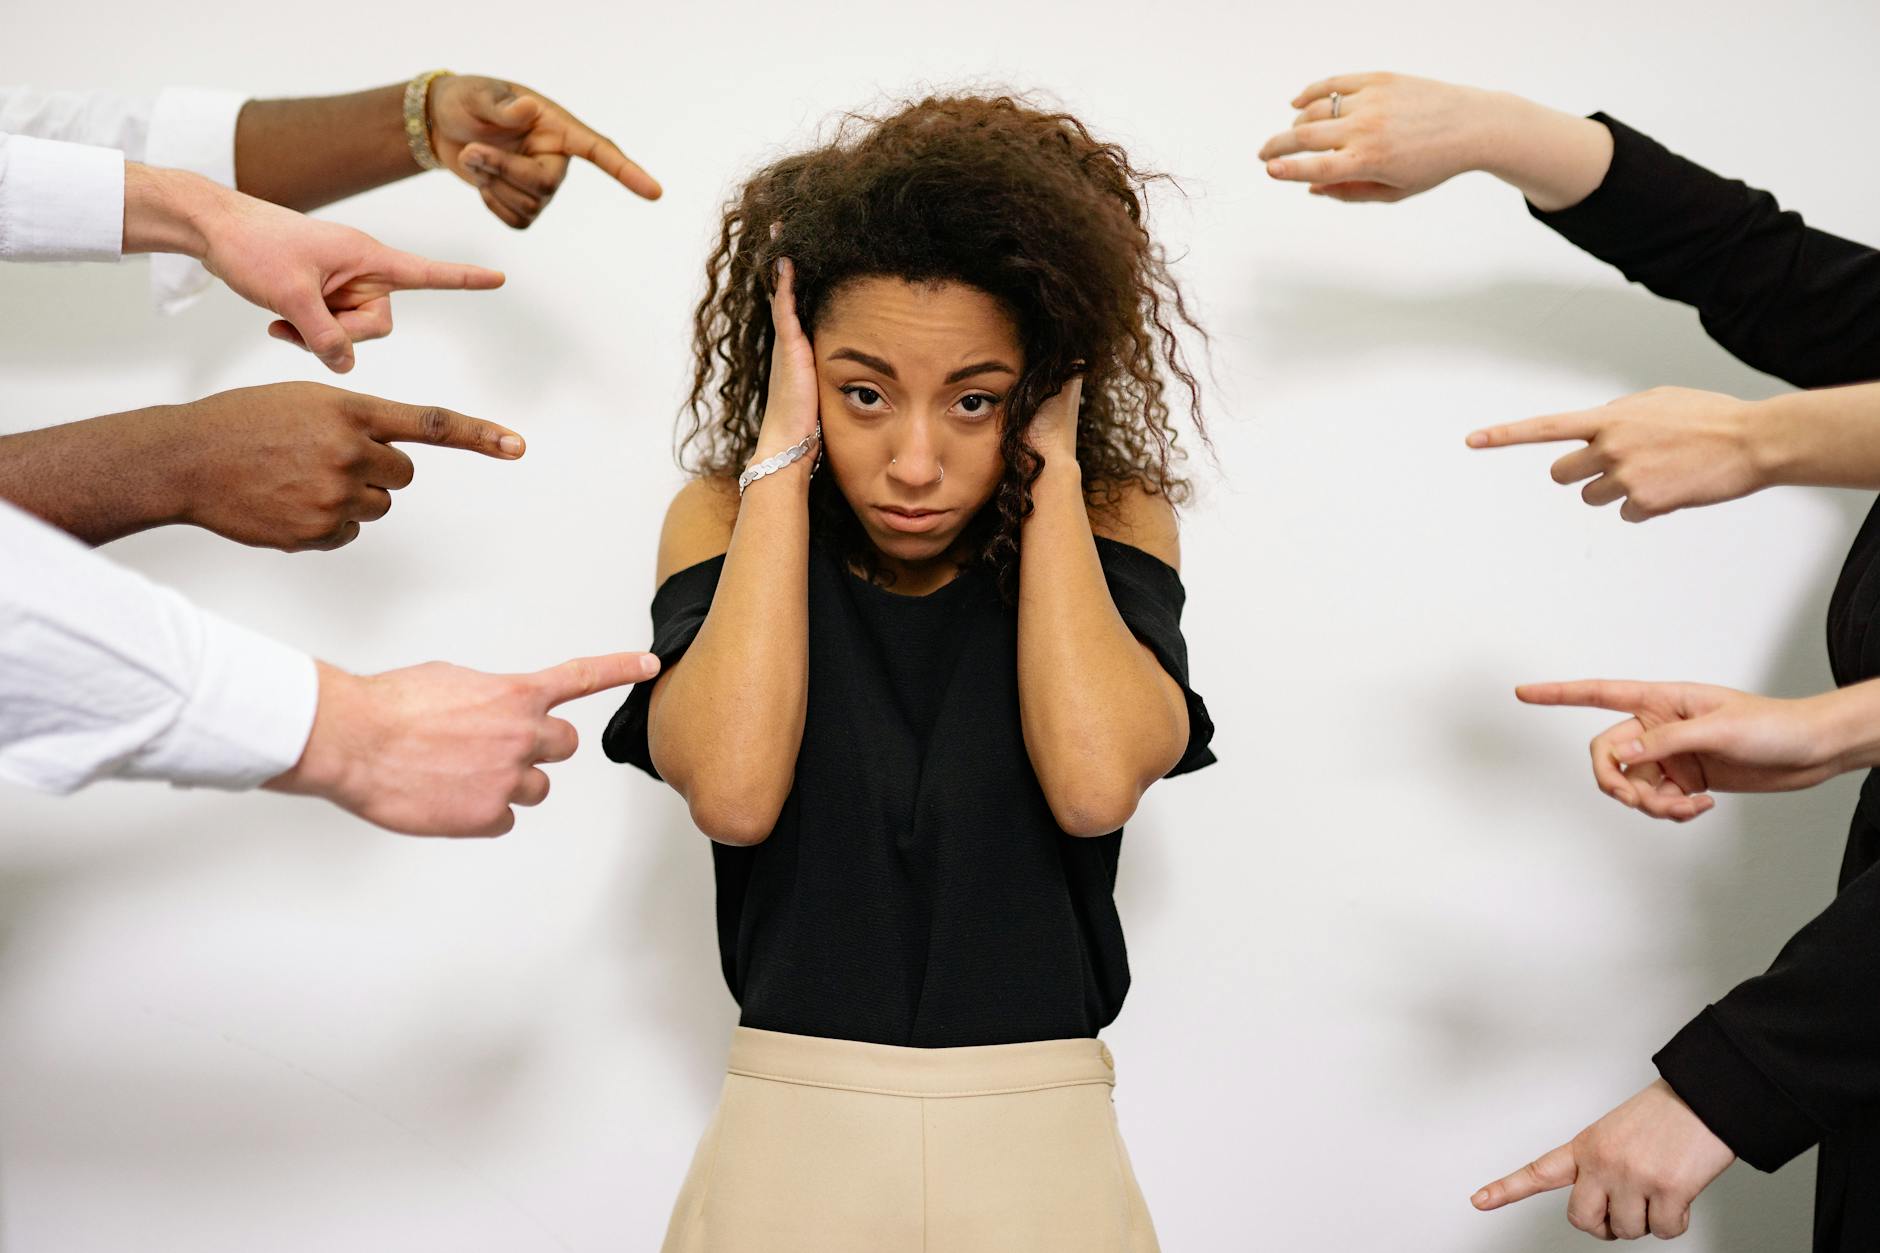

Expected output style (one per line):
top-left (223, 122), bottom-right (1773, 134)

top-left (955, 393), bottom-right (1001, 418)
top-left (842, 385), bottom-right (886, 409)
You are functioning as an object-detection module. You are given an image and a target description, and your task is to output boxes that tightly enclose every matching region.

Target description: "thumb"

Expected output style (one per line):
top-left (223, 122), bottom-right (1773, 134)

top-left (1472, 1143), bottom-right (1577, 1211)
top-left (490, 92), bottom-right (544, 132)
top-left (1617, 717), bottom-right (1718, 766)
top-left (283, 297), bottom-right (354, 373)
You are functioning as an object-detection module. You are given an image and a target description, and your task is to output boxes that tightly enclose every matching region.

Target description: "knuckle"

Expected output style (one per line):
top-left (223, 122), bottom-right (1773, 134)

top-left (416, 406), bottom-right (454, 444)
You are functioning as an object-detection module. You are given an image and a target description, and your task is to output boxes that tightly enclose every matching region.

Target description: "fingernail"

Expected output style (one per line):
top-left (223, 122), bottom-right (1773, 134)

top-left (1619, 740), bottom-right (1644, 760)
top-left (1616, 788), bottom-right (1637, 808)
top-left (499, 434), bottom-right (524, 456)
top-left (1268, 160), bottom-right (1286, 176)
top-left (640, 654), bottom-right (662, 679)
top-left (1471, 1189), bottom-right (1490, 1208)
top-left (1466, 431), bottom-right (1487, 448)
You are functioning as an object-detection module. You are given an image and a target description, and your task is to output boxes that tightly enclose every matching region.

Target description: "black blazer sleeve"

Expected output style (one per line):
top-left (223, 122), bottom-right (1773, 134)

top-left (1654, 817), bottom-right (1880, 1172)
top-left (1532, 114), bottom-right (1880, 1172)
top-left (1530, 113), bottom-right (1880, 388)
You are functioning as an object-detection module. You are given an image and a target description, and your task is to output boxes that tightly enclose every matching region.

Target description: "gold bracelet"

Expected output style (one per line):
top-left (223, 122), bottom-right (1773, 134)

top-left (402, 69), bottom-right (453, 172)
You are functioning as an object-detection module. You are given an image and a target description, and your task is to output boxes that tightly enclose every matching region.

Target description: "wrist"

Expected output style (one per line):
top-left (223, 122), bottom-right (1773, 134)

top-left (263, 661), bottom-right (377, 805)
top-left (1478, 95), bottom-right (1613, 212)
top-left (1743, 392), bottom-right (1807, 489)
top-left (1028, 456), bottom-right (1085, 512)
top-left (121, 164), bottom-right (225, 259)
top-left (1035, 447), bottom-right (1083, 484)
top-left (139, 401), bottom-right (215, 530)
top-left (106, 405), bottom-right (197, 531)
top-left (751, 417), bottom-right (821, 463)
top-left (1811, 681), bottom-right (1880, 775)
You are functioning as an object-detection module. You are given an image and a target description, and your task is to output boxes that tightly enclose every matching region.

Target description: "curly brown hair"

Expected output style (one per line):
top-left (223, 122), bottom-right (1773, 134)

top-left (681, 92), bottom-right (1208, 590)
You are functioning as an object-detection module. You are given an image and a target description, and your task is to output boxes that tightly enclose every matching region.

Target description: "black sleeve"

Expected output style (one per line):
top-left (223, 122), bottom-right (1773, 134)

top-left (1654, 813), bottom-right (1880, 1172)
top-left (1530, 114), bottom-right (1880, 389)
top-left (600, 556), bottom-right (726, 779)
top-left (1095, 536), bottom-right (1216, 778)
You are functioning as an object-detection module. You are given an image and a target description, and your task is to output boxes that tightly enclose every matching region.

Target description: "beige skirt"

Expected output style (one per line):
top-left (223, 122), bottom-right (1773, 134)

top-left (661, 1027), bottom-right (1160, 1253)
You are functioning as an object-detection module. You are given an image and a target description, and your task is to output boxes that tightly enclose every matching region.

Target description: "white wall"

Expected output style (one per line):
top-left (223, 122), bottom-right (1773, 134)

top-left (4, 1), bottom-right (1875, 1248)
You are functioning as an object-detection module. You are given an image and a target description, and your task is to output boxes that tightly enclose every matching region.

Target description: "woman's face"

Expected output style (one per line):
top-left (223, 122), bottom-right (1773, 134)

top-left (813, 277), bottom-right (1022, 571)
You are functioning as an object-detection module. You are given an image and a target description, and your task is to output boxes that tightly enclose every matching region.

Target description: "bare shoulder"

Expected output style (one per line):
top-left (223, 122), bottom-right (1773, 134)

top-left (1086, 480), bottom-right (1181, 571)
top-left (656, 476), bottom-right (740, 584)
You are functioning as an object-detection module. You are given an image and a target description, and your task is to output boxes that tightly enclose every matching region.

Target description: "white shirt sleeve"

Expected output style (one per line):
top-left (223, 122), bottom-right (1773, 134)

top-left (0, 133), bottom-right (125, 262)
top-left (0, 86), bottom-right (249, 309)
top-left (0, 500), bottom-right (320, 795)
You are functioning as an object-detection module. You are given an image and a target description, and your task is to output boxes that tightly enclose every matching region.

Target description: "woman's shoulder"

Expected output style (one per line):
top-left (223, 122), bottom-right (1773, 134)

top-left (656, 476), bottom-right (741, 584)
top-left (1086, 479), bottom-right (1180, 572)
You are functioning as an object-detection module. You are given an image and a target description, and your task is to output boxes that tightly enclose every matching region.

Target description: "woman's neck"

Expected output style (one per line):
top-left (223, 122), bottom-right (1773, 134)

top-left (866, 541), bottom-right (973, 596)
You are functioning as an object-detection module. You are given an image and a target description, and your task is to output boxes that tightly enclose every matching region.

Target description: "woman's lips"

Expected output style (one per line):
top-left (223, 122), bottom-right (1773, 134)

top-left (873, 505), bottom-right (952, 534)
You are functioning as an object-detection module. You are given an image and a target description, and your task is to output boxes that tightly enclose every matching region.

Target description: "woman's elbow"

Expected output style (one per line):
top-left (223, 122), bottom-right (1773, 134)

top-left (685, 791), bottom-right (782, 847)
top-left (1045, 781), bottom-right (1143, 838)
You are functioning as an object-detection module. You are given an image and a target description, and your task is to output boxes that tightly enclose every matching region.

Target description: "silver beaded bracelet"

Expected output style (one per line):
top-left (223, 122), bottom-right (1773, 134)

top-left (737, 425), bottom-right (822, 495)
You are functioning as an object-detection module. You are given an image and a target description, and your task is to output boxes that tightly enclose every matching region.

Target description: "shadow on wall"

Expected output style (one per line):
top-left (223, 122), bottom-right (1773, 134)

top-left (1247, 272), bottom-right (1854, 1252)
top-left (1241, 273), bottom-right (1795, 404)
top-left (0, 256), bottom-right (581, 419)
top-left (604, 780), bottom-right (737, 1116)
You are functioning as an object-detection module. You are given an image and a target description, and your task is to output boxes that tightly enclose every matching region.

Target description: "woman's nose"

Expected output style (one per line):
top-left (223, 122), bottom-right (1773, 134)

top-left (887, 421), bottom-right (943, 488)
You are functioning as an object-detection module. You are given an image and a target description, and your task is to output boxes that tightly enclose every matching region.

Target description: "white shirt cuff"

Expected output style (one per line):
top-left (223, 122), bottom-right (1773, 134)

top-left (0, 134), bottom-right (124, 262)
top-left (144, 87), bottom-right (248, 314)
top-left (123, 606), bottom-right (320, 791)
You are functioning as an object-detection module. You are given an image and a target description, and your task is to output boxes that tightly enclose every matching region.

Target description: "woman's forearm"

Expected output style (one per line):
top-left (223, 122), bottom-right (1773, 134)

top-left (235, 87), bottom-right (419, 214)
top-left (1016, 465), bottom-right (1189, 837)
top-left (1747, 383), bottom-right (1880, 492)
top-left (647, 471), bottom-right (812, 845)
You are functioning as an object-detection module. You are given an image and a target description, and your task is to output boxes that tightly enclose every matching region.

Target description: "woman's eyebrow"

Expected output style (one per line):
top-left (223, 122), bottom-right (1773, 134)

top-left (944, 360), bottom-right (1017, 384)
top-left (829, 348), bottom-right (897, 378)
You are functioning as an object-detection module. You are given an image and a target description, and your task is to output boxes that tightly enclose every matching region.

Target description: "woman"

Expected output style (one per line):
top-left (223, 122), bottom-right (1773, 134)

top-left (604, 94), bottom-right (1215, 1252)
top-left (1262, 72), bottom-right (1880, 1247)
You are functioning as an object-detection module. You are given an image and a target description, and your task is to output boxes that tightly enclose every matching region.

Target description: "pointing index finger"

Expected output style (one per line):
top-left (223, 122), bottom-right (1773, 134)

top-left (366, 399), bottom-right (525, 459)
top-left (1516, 679), bottom-right (1654, 712)
top-left (1472, 1143), bottom-right (1577, 1211)
top-left (381, 246), bottom-right (507, 293)
top-left (1467, 410), bottom-right (1601, 449)
top-left (531, 652), bottom-right (662, 707)
top-left (540, 99), bottom-right (662, 200)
